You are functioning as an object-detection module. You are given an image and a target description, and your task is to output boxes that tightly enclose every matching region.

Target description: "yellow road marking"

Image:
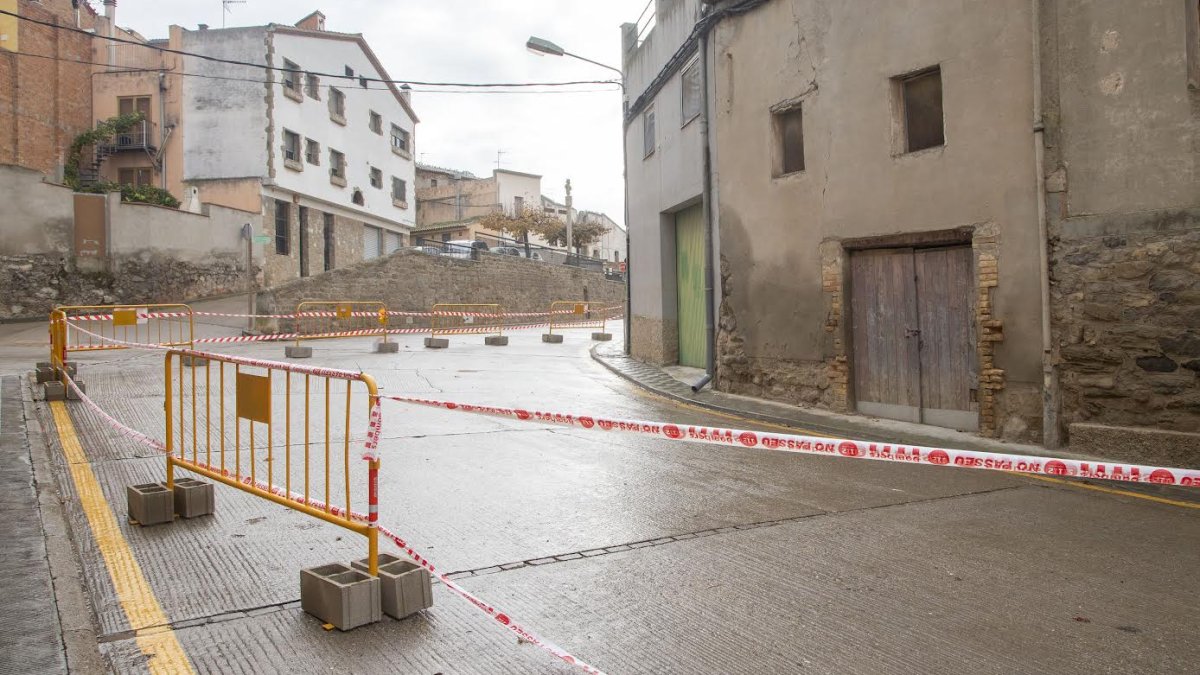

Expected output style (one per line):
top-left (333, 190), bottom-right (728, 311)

top-left (1021, 472), bottom-right (1200, 510)
top-left (49, 402), bottom-right (195, 674)
top-left (627, 381), bottom-right (1200, 511)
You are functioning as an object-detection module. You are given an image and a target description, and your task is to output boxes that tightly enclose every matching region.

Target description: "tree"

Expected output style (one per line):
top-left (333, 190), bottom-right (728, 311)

top-left (477, 207), bottom-right (563, 256)
top-left (540, 217), bottom-right (611, 256)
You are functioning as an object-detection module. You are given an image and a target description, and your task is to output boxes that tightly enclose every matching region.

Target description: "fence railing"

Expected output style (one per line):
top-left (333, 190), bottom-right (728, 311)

top-left (431, 304), bottom-right (505, 338)
top-left (51, 304), bottom-right (194, 362)
top-left (294, 301), bottom-right (390, 345)
top-left (164, 349), bottom-right (382, 574)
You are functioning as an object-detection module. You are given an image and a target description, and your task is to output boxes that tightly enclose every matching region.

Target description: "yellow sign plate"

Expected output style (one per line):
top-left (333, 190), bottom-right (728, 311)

top-left (336, 304), bottom-right (352, 320)
top-left (235, 372), bottom-right (271, 423)
top-left (378, 308), bottom-right (388, 326)
top-left (574, 303), bottom-right (586, 315)
top-left (112, 308), bottom-right (140, 326)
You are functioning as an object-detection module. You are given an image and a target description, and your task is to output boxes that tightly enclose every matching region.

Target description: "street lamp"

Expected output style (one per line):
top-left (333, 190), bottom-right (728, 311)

top-left (526, 35), bottom-right (631, 352)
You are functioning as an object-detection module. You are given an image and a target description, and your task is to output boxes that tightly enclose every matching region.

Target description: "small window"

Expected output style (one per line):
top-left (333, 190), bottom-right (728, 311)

top-left (359, 75), bottom-right (368, 89)
top-left (643, 106), bottom-right (655, 158)
top-left (369, 111), bottom-right (382, 134)
top-left (369, 167), bottom-right (382, 189)
top-left (328, 87), bottom-right (345, 119)
top-left (305, 73), bottom-right (320, 99)
top-left (118, 96), bottom-right (152, 121)
top-left (899, 67), bottom-right (944, 153)
top-left (344, 65), bottom-right (354, 77)
top-left (392, 176), bottom-right (407, 202)
top-left (773, 105), bottom-right (804, 175)
top-left (274, 199), bottom-right (290, 255)
top-left (681, 58), bottom-right (701, 125)
top-left (305, 138), bottom-right (320, 165)
top-left (430, 178), bottom-right (438, 188)
top-left (117, 167), bottom-right (153, 187)
top-left (390, 124), bottom-right (409, 153)
top-left (282, 59), bottom-right (301, 92)
top-left (282, 129), bottom-right (301, 162)
top-left (352, 189), bottom-right (365, 206)
top-left (329, 149), bottom-right (345, 178)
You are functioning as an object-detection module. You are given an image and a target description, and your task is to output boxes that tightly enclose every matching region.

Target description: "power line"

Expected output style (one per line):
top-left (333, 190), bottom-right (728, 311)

top-left (0, 9), bottom-right (621, 89)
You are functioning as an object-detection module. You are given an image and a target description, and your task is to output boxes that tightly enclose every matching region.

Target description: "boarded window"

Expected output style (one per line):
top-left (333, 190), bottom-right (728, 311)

top-left (900, 67), bottom-right (944, 152)
top-left (274, 200), bottom-right (290, 255)
top-left (643, 107), bottom-right (655, 158)
top-left (681, 59), bottom-right (701, 124)
top-left (774, 105), bottom-right (805, 175)
top-left (392, 177), bottom-right (407, 202)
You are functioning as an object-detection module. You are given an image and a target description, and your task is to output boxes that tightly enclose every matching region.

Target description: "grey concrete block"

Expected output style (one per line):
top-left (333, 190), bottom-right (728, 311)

top-left (300, 563), bottom-right (381, 631)
top-left (181, 355), bottom-right (209, 368)
top-left (36, 361), bottom-right (52, 370)
top-left (542, 333), bottom-right (564, 343)
top-left (127, 482), bottom-right (174, 526)
top-left (591, 332), bottom-right (613, 341)
top-left (484, 336), bottom-right (509, 346)
top-left (172, 478), bottom-right (214, 518)
top-left (424, 337), bottom-right (449, 349)
top-left (374, 340), bottom-right (400, 353)
top-left (35, 367), bottom-right (56, 384)
top-left (42, 382), bottom-right (65, 401)
top-left (65, 378), bottom-right (85, 400)
top-left (284, 345), bottom-right (313, 359)
top-left (61, 362), bottom-right (77, 378)
top-left (1069, 422), bottom-right (1200, 470)
top-left (351, 554), bottom-right (433, 620)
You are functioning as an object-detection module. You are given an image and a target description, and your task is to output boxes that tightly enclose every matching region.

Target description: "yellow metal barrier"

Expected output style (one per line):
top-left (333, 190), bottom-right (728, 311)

top-left (164, 349), bottom-right (382, 575)
top-left (546, 301), bottom-right (606, 336)
top-left (51, 303), bottom-right (194, 356)
top-left (431, 303), bottom-right (505, 338)
top-left (294, 301), bottom-right (390, 346)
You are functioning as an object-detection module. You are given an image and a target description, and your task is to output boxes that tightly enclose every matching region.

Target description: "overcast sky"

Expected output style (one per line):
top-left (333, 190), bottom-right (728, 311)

top-left (106, 0), bottom-right (648, 225)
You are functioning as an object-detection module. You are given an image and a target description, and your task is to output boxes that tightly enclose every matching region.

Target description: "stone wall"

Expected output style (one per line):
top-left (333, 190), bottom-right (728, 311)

top-left (1052, 215), bottom-right (1200, 435)
top-left (255, 248), bottom-right (625, 329)
top-left (262, 196), bottom-right (368, 286)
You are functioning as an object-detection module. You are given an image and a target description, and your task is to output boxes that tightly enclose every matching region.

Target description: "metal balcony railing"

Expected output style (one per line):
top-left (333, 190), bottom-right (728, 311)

top-left (105, 120), bottom-right (158, 152)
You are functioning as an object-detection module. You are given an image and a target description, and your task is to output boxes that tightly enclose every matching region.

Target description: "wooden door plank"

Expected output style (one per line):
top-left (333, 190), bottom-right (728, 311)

top-left (915, 246), bottom-right (978, 427)
top-left (850, 248), bottom-right (920, 417)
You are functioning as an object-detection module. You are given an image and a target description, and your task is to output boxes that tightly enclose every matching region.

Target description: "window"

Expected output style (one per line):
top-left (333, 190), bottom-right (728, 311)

top-left (282, 129), bottom-right (301, 163)
top-left (329, 149), bottom-right (345, 179)
top-left (305, 138), bottom-right (320, 165)
top-left (352, 189), bottom-right (365, 206)
top-left (513, 195), bottom-right (524, 214)
top-left (117, 167), bottom-right (153, 187)
top-left (369, 111), bottom-right (382, 134)
top-left (323, 212), bottom-right (335, 271)
top-left (681, 58), bottom-right (701, 125)
top-left (392, 176), bottom-right (407, 202)
top-left (118, 96), bottom-right (151, 121)
top-left (430, 178), bottom-right (438, 188)
top-left (359, 75), bottom-right (368, 89)
top-left (614, 250), bottom-right (620, 262)
top-left (390, 124), bottom-right (409, 154)
top-left (274, 199), bottom-right (290, 255)
top-left (643, 106), bottom-right (655, 158)
top-left (305, 73), bottom-right (320, 99)
top-left (370, 166), bottom-right (383, 189)
top-left (899, 67), bottom-right (944, 153)
top-left (344, 65), bottom-right (354, 77)
top-left (328, 87), bottom-right (346, 120)
top-left (282, 59), bottom-right (301, 93)
top-left (773, 105), bottom-right (805, 175)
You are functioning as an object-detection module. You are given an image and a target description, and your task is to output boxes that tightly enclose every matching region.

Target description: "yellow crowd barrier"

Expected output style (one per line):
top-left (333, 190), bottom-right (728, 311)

top-left (546, 301), bottom-right (607, 336)
top-left (50, 304), bottom-right (194, 359)
top-left (164, 349), bottom-right (382, 575)
top-left (294, 301), bottom-right (390, 346)
top-left (431, 303), bottom-right (505, 338)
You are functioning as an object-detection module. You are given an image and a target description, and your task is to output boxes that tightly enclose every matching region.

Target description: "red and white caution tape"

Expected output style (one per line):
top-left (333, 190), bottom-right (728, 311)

top-left (382, 396), bottom-right (1200, 488)
top-left (362, 399), bottom-right (383, 461)
top-left (54, 375), bottom-right (603, 673)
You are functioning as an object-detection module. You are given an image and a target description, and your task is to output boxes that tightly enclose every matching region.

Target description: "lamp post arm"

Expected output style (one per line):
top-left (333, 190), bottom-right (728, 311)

top-left (562, 50), bottom-right (624, 80)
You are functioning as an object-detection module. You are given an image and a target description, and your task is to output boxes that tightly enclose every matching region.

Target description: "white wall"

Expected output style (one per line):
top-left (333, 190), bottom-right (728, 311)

top-left (270, 31), bottom-right (417, 233)
top-left (494, 170), bottom-right (541, 216)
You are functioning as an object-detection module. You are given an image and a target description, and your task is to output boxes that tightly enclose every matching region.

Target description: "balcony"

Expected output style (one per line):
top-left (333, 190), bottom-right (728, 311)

top-left (103, 120), bottom-right (158, 153)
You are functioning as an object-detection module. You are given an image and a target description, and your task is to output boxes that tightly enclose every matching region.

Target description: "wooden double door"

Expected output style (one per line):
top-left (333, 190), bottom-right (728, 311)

top-left (849, 246), bottom-right (978, 431)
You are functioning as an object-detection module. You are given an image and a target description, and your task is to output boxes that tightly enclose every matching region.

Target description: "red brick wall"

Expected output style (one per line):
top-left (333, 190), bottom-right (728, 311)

top-left (0, 0), bottom-right (95, 176)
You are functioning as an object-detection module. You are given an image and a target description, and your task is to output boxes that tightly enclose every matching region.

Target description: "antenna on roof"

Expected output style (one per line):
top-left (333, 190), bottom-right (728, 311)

top-left (496, 148), bottom-right (506, 169)
top-left (222, 0), bottom-right (246, 29)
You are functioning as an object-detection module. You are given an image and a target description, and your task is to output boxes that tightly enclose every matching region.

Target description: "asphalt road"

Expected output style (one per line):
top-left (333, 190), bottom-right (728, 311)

top-left (9, 301), bottom-right (1200, 674)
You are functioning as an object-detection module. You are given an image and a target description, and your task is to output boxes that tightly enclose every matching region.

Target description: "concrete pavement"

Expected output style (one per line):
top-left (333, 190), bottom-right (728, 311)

top-left (5, 312), bottom-right (1200, 673)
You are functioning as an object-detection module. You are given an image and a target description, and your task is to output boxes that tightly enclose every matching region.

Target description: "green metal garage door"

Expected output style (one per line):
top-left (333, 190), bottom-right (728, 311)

top-left (675, 204), bottom-right (706, 368)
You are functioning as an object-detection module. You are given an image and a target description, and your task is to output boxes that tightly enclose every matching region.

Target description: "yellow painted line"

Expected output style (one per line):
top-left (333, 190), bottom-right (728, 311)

top-left (1021, 472), bottom-right (1200, 510)
top-left (49, 402), bottom-right (195, 674)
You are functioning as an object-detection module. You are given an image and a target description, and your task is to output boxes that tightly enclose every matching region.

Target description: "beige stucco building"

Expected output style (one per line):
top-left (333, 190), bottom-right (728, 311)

top-left (623, 0), bottom-right (1199, 454)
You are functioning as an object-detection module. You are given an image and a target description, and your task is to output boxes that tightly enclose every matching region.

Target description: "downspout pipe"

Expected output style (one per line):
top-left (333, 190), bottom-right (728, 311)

top-left (1032, 0), bottom-right (1058, 447)
top-left (692, 26), bottom-right (717, 393)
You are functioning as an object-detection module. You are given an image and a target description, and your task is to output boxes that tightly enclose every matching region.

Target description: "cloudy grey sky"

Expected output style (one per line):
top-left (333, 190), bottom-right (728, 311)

top-left (106, 0), bottom-right (649, 225)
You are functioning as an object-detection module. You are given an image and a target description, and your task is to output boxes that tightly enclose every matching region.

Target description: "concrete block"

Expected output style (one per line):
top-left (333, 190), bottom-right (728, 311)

top-left (181, 355), bottom-right (209, 368)
top-left (300, 563), bottom-right (381, 631)
top-left (172, 478), bottom-right (214, 518)
top-left (1069, 422), bottom-right (1200, 470)
top-left (542, 333), bottom-right (564, 343)
top-left (127, 483), bottom-right (174, 526)
top-left (36, 366), bottom-right (56, 383)
top-left (42, 381), bottom-right (65, 401)
top-left (61, 362), bottom-right (77, 378)
top-left (351, 554), bottom-right (433, 620)
top-left (591, 332), bottom-right (613, 341)
top-left (65, 378), bottom-right (86, 400)
top-left (374, 340), bottom-right (400, 353)
top-left (36, 361), bottom-right (52, 370)
top-left (424, 337), bottom-right (449, 349)
top-left (285, 345), bottom-right (313, 359)
top-left (484, 336), bottom-right (509, 346)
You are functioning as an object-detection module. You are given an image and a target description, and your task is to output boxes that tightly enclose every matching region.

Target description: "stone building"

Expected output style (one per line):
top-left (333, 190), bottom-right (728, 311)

top-left (622, 0), bottom-right (1199, 456)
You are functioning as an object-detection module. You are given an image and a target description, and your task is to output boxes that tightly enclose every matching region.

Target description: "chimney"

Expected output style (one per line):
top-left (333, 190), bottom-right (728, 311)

top-left (399, 83), bottom-right (412, 104)
top-left (198, 24), bottom-right (208, 31)
top-left (620, 23), bottom-right (638, 68)
top-left (103, 0), bottom-right (116, 22)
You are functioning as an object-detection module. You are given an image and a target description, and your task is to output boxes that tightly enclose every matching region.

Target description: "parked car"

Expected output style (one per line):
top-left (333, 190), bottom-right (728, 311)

top-left (492, 246), bottom-right (523, 257)
top-left (444, 239), bottom-right (489, 259)
top-left (410, 246), bottom-right (442, 256)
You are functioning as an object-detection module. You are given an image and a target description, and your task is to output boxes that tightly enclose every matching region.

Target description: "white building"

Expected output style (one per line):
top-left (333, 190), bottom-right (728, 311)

top-left (177, 11), bottom-right (418, 286)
